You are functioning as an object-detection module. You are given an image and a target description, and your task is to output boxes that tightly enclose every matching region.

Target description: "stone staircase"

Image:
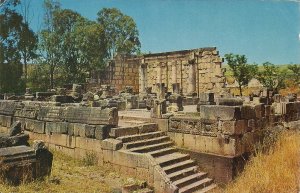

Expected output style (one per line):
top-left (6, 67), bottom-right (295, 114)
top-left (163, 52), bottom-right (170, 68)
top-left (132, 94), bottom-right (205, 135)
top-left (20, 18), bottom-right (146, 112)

top-left (115, 123), bottom-right (217, 193)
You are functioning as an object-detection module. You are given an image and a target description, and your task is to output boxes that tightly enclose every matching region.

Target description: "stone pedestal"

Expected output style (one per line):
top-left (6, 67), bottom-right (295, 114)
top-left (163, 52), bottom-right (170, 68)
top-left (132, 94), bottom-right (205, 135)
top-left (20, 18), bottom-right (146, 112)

top-left (151, 99), bottom-right (166, 118)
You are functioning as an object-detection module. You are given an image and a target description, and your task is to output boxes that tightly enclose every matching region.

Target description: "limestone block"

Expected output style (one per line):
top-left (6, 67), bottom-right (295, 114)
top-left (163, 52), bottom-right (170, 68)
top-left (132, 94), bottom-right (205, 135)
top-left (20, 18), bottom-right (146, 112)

top-left (241, 105), bottom-right (256, 120)
top-left (75, 136), bottom-right (102, 151)
top-left (101, 138), bottom-right (122, 151)
top-left (199, 93), bottom-right (214, 103)
top-left (64, 107), bottom-right (118, 126)
top-left (84, 125), bottom-right (95, 138)
top-left (37, 106), bottom-right (64, 122)
top-left (109, 126), bottom-right (139, 138)
top-left (0, 100), bottom-right (21, 116)
top-left (48, 133), bottom-right (68, 147)
top-left (95, 125), bottom-right (112, 140)
top-left (221, 120), bottom-right (246, 135)
top-left (45, 122), bottom-right (68, 135)
top-left (113, 151), bottom-right (138, 168)
top-left (15, 105), bottom-right (39, 119)
top-left (215, 98), bottom-right (243, 106)
top-left (200, 105), bottom-right (241, 121)
top-left (25, 119), bottom-right (45, 134)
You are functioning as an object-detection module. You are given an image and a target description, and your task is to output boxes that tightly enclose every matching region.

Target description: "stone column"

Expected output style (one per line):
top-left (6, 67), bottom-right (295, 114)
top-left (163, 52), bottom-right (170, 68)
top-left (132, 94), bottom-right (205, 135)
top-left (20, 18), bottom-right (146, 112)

top-left (156, 63), bottom-right (162, 84)
top-left (187, 62), bottom-right (196, 95)
top-left (171, 61), bottom-right (177, 84)
top-left (139, 62), bottom-right (147, 94)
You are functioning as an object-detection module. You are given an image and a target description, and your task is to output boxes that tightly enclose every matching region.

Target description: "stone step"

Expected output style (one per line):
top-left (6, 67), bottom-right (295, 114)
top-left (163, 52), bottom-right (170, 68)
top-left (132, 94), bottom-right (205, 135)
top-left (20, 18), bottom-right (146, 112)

top-left (110, 123), bottom-right (158, 138)
top-left (149, 147), bottom-right (177, 158)
top-left (117, 131), bottom-right (165, 143)
top-left (173, 173), bottom-right (207, 188)
top-left (138, 123), bottom-right (159, 133)
top-left (123, 136), bottom-right (170, 149)
top-left (194, 184), bottom-right (217, 193)
top-left (156, 153), bottom-right (190, 167)
top-left (130, 141), bottom-right (174, 153)
top-left (167, 166), bottom-right (198, 181)
top-left (163, 160), bottom-right (197, 174)
top-left (178, 178), bottom-right (213, 193)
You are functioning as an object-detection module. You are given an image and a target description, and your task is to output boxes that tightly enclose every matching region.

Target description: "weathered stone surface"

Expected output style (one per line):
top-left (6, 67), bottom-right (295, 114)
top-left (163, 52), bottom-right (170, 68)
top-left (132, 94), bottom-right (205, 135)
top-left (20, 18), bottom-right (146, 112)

top-left (200, 105), bottom-right (241, 121)
top-left (25, 119), bottom-right (45, 134)
top-left (8, 121), bottom-right (22, 136)
top-left (15, 104), bottom-right (39, 119)
top-left (215, 98), bottom-right (243, 106)
top-left (45, 122), bottom-right (68, 135)
top-left (101, 138), bottom-right (122, 150)
top-left (221, 120), bottom-right (246, 135)
top-left (63, 107), bottom-right (118, 126)
top-left (50, 95), bottom-right (74, 103)
top-left (95, 125), bottom-right (112, 140)
top-left (37, 106), bottom-right (64, 122)
top-left (0, 134), bottom-right (29, 148)
top-left (0, 100), bottom-right (21, 116)
top-left (0, 142), bottom-right (53, 184)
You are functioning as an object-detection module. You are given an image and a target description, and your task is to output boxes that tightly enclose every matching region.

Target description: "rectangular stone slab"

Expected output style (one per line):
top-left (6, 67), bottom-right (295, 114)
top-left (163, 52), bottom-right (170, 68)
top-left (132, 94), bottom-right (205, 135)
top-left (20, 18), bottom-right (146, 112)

top-left (200, 105), bottom-right (241, 121)
top-left (63, 107), bottom-right (118, 126)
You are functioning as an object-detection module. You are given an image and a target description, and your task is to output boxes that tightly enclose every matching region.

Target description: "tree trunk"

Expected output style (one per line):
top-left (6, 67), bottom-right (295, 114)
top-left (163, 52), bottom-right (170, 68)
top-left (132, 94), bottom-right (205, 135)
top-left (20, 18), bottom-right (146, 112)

top-left (50, 64), bottom-right (54, 89)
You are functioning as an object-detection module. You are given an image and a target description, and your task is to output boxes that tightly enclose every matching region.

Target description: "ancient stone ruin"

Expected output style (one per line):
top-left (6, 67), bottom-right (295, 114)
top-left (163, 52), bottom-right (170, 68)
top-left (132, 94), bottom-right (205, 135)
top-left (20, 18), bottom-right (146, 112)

top-left (0, 119), bottom-right (52, 184)
top-left (0, 47), bottom-right (299, 193)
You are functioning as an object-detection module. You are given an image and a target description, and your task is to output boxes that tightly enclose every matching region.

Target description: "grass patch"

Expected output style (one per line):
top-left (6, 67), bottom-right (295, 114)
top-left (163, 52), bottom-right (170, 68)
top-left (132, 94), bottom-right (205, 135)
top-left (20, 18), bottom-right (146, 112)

top-left (216, 130), bottom-right (300, 193)
top-left (0, 150), bottom-right (125, 193)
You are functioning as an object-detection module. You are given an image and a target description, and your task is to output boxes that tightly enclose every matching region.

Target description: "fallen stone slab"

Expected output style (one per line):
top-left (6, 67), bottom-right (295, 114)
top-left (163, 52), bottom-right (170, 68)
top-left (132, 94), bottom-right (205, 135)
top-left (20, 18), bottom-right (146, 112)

top-left (0, 141), bottom-right (53, 185)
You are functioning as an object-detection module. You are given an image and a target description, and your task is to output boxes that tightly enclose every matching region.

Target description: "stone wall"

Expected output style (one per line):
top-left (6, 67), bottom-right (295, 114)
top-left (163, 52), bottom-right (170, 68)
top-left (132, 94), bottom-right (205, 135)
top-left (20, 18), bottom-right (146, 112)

top-left (168, 101), bottom-right (300, 157)
top-left (0, 100), bottom-right (176, 193)
top-left (90, 47), bottom-right (225, 95)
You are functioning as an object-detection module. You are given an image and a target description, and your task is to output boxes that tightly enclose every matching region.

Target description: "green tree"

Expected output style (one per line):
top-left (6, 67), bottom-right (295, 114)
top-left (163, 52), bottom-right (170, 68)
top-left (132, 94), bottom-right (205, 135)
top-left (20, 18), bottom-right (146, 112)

top-left (0, 0), bottom-right (36, 93)
top-left (97, 8), bottom-right (140, 59)
top-left (287, 64), bottom-right (300, 84)
top-left (20, 0), bottom-right (38, 83)
top-left (74, 20), bottom-right (108, 76)
top-left (257, 62), bottom-right (287, 93)
top-left (224, 53), bottom-right (257, 96)
top-left (39, 0), bottom-right (61, 89)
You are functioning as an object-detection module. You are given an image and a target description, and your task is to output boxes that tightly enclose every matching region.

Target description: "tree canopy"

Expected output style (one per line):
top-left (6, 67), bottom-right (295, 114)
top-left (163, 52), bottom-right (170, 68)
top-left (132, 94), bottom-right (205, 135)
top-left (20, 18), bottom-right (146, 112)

top-left (97, 8), bottom-right (141, 58)
top-left (257, 62), bottom-right (287, 93)
top-left (224, 53), bottom-right (258, 96)
top-left (0, 0), bottom-right (37, 93)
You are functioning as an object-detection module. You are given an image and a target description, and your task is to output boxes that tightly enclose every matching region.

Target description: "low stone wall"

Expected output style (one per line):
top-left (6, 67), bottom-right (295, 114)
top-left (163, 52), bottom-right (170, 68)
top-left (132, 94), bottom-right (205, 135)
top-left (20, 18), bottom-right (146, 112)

top-left (0, 100), bottom-right (176, 193)
top-left (166, 100), bottom-right (300, 182)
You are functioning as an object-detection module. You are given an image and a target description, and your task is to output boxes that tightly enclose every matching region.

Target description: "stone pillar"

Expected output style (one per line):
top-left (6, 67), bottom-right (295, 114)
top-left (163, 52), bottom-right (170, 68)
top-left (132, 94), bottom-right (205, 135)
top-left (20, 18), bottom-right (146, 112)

top-left (156, 63), bottom-right (162, 84)
top-left (156, 83), bottom-right (165, 100)
top-left (139, 62), bottom-right (147, 94)
top-left (187, 62), bottom-right (196, 95)
top-left (171, 61), bottom-right (177, 84)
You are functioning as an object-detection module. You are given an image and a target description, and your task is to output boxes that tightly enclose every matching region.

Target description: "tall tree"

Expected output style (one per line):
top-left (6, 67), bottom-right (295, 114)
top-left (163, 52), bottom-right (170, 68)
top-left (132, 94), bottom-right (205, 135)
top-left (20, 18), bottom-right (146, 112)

top-left (0, 0), bottom-right (36, 93)
top-left (225, 53), bottom-right (257, 96)
top-left (39, 0), bottom-right (60, 88)
top-left (97, 8), bottom-right (140, 59)
top-left (287, 64), bottom-right (300, 85)
top-left (257, 62), bottom-right (287, 93)
top-left (19, 0), bottom-right (38, 83)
